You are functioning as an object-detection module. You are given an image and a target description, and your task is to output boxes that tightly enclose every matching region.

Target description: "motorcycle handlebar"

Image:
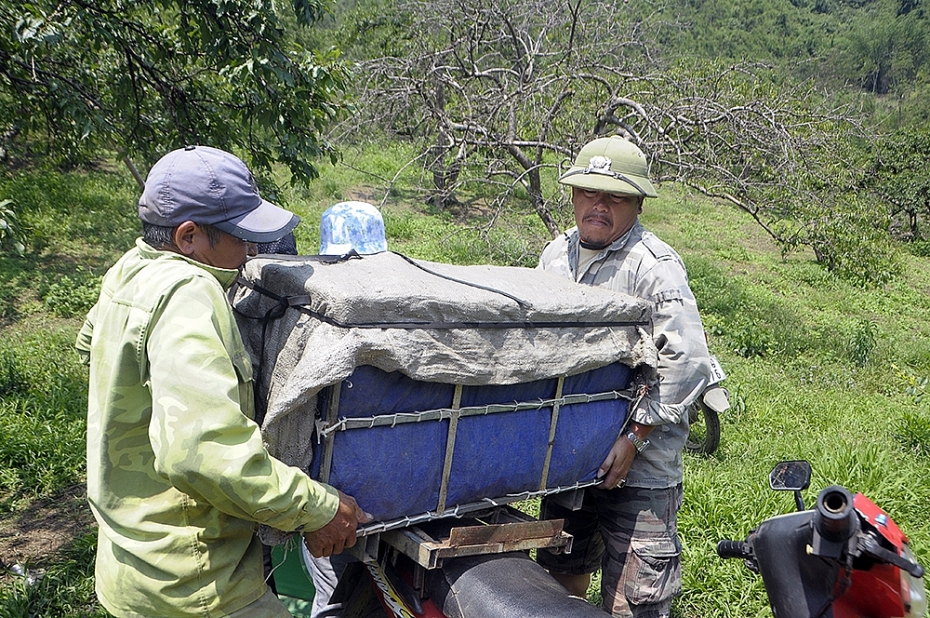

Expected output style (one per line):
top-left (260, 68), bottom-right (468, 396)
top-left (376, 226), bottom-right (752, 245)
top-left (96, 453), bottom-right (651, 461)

top-left (860, 535), bottom-right (926, 578)
top-left (716, 540), bottom-right (749, 560)
top-left (814, 486), bottom-right (856, 543)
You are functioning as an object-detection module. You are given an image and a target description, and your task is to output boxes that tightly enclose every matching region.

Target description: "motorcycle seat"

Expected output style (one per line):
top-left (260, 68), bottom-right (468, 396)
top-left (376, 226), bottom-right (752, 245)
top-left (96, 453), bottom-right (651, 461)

top-left (428, 551), bottom-right (607, 618)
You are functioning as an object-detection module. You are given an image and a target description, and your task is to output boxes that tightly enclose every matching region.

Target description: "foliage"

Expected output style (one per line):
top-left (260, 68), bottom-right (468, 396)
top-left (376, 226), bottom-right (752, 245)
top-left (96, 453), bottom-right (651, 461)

top-left (864, 127), bottom-right (930, 241)
top-left (306, 0), bottom-right (416, 60)
top-left (0, 0), bottom-right (349, 186)
top-left (0, 162), bottom-right (141, 268)
top-left (0, 351), bottom-right (27, 397)
top-left (892, 364), bottom-right (930, 457)
top-left (848, 319), bottom-right (878, 366)
top-left (687, 255), bottom-right (813, 359)
top-left (334, 0), bottom-right (620, 234)
top-left (0, 199), bottom-right (25, 256)
top-left (795, 191), bottom-right (902, 286)
top-left (645, 0), bottom-right (834, 65)
top-left (898, 409), bottom-right (930, 457)
top-left (620, 0), bottom-right (930, 106)
top-left (37, 270), bottom-right (101, 319)
top-left (0, 330), bottom-right (88, 511)
top-left (0, 0), bottom-right (926, 286)
top-left (651, 62), bottom-right (900, 285)
top-left (832, 0), bottom-right (930, 95)
top-left (897, 363), bottom-right (930, 405)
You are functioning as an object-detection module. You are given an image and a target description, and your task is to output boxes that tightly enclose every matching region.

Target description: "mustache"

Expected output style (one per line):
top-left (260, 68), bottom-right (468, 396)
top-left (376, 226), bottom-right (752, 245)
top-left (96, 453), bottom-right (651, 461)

top-left (583, 213), bottom-right (612, 225)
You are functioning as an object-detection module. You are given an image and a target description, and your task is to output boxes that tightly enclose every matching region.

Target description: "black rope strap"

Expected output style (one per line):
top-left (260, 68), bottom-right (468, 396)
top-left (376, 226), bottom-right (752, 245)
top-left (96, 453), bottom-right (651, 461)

top-left (391, 252), bottom-right (533, 309)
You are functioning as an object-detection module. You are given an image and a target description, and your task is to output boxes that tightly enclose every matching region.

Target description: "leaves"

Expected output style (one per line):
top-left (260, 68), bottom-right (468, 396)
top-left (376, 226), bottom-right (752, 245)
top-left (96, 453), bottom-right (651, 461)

top-left (864, 127), bottom-right (930, 241)
top-left (0, 0), bottom-right (349, 185)
top-left (0, 199), bottom-right (26, 257)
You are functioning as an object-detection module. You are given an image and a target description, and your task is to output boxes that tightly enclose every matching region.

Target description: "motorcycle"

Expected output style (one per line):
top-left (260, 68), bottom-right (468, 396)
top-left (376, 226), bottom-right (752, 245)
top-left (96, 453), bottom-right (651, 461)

top-left (717, 460), bottom-right (927, 618)
top-left (295, 505), bottom-right (610, 618)
top-left (686, 354), bottom-right (729, 455)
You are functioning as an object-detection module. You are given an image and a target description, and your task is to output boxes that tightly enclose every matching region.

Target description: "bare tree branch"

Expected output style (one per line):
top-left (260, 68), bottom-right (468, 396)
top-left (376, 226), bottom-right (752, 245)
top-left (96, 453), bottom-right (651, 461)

top-left (334, 0), bottom-right (868, 265)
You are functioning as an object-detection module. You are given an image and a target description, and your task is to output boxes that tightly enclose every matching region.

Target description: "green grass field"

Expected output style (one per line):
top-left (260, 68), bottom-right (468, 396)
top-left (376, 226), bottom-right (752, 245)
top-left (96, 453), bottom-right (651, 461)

top-left (1, 149), bottom-right (929, 617)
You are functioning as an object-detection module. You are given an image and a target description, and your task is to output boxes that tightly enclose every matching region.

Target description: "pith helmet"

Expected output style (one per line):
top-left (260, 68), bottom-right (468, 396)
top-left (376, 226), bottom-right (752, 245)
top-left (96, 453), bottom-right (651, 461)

top-left (559, 136), bottom-right (658, 198)
top-left (319, 201), bottom-right (388, 255)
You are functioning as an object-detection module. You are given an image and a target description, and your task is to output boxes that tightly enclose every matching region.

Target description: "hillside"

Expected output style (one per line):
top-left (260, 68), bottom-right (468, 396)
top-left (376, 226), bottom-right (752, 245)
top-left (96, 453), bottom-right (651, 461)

top-left (2, 156), bottom-right (930, 615)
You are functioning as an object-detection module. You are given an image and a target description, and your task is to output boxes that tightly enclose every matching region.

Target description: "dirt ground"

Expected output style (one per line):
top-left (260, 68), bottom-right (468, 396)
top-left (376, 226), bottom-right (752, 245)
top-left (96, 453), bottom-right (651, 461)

top-left (0, 484), bottom-right (95, 572)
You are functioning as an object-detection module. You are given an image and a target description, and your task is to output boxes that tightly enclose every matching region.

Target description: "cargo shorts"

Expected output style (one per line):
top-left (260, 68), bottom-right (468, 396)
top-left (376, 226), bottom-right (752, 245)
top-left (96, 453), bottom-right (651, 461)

top-left (536, 484), bottom-right (683, 618)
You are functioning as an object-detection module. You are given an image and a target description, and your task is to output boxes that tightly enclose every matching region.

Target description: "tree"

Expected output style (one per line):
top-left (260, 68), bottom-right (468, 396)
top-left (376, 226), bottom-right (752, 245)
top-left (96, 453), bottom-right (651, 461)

top-left (836, 0), bottom-right (929, 95)
top-left (865, 128), bottom-right (930, 241)
top-left (0, 198), bottom-right (25, 256)
top-left (334, 0), bottom-right (893, 282)
top-left (333, 0), bottom-right (670, 237)
top-left (0, 0), bottom-right (349, 185)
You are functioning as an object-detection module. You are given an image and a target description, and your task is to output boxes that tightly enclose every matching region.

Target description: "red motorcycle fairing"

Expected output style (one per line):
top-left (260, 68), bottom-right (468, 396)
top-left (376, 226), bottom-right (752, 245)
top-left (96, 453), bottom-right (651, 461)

top-left (834, 563), bottom-right (907, 618)
top-left (832, 494), bottom-right (913, 618)
top-left (717, 462), bottom-right (926, 618)
top-left (854, 493), bottom-right (909, 551)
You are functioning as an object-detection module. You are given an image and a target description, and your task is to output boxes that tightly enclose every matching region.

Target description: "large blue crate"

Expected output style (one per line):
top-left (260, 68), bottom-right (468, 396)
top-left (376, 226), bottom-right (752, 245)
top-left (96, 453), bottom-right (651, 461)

top-left (310, 362), bottom-right (633, 530)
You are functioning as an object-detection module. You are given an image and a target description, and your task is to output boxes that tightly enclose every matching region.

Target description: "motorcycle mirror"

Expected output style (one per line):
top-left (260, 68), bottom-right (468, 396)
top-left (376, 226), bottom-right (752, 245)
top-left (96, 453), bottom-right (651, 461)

top-left (769, 460), bottom-right (812, 492)
top-left (770, 460), bottom-right (812, 511)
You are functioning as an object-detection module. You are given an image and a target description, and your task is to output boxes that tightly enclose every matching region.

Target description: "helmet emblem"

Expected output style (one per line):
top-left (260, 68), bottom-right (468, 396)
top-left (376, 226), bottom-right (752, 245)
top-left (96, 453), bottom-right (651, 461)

top-left (587, 155), bottom-right (613, 174)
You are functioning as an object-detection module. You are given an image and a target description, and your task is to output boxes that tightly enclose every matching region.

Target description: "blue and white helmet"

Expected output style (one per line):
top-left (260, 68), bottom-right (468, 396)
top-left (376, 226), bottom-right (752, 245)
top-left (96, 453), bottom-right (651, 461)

top-left (319, 201), bottom-right (388, 255)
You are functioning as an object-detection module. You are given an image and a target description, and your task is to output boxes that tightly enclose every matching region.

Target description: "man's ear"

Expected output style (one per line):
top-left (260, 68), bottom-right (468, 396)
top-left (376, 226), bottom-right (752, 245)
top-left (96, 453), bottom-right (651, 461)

top-left (637, 197), bottom-right (644, 214)
top-left (172, 221), bottom-right (200, 256)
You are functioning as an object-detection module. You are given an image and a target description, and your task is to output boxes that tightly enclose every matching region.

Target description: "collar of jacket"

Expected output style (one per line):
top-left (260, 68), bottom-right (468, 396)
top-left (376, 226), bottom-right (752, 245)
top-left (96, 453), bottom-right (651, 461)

top-left (136, 238), bottom-right (241, 290)
top-left (566, 220), bottom-right (642, 276)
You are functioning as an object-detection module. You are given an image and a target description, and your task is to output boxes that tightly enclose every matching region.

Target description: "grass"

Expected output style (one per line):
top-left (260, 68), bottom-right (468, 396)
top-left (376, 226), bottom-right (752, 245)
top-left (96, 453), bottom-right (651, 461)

top-left (0, 532), bottom-right (104, 618)
top-left (0, 327), bottom-right (88, 511)
top-left (2, 147), bottom-right (930, 616)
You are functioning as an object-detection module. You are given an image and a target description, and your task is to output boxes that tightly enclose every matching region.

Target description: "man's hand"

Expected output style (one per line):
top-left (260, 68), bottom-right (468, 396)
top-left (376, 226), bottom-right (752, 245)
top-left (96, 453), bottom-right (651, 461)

top-left (597, 435), bottom-right (637, 489)
top-left (597, 424), bottom-right (654, 489)
top-left (303, 491), bottom-right (373, 558)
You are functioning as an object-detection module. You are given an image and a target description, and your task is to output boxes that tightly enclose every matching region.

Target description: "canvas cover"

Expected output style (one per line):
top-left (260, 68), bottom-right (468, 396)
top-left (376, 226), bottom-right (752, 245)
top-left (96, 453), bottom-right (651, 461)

top-left (231, 252), bottom-right (657, 535)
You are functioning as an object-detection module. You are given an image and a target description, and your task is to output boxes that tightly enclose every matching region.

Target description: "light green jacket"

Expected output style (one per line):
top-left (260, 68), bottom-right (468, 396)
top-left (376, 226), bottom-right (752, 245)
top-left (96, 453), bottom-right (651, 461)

top-left (76, 239), bottom-right (339, 617)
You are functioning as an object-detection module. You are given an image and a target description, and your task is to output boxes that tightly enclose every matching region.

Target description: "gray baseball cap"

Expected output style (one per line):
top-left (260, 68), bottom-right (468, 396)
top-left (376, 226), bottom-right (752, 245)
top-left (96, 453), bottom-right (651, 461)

top-left (138, 145), bottom-right (300, 243)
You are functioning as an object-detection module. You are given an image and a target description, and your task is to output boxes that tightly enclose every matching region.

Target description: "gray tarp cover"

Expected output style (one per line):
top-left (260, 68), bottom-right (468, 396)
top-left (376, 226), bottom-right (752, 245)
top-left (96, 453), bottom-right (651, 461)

top-left (232, 251), bottom-right (657, 475)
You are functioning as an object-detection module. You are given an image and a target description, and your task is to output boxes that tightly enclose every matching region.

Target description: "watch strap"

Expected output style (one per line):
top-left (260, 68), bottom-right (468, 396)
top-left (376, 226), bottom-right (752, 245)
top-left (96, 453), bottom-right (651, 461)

top-left (626, 431), bottom-right (650, 453)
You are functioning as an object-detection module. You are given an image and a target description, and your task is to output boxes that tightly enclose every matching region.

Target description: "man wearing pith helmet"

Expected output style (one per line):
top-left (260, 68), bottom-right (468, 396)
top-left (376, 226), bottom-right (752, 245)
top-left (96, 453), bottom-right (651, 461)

top-left (536, 135), bottom-right (712, 618)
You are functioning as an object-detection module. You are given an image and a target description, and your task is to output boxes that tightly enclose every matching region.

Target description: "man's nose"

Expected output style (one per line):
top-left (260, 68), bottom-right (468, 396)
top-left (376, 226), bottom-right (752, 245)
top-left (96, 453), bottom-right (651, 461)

top-left (246, 242), bottom-right (258, 257)
top-left (592, 192), bottom-right (610, 209)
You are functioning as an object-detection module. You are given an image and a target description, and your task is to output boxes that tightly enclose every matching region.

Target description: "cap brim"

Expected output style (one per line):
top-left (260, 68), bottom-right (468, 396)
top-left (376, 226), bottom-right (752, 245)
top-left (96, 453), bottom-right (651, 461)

top-left (213, 199), bottom-right (300, 243)
top-left (319, 242), bottom-right (354, 256)
top-left (559, 169), bottom-right (658, 198)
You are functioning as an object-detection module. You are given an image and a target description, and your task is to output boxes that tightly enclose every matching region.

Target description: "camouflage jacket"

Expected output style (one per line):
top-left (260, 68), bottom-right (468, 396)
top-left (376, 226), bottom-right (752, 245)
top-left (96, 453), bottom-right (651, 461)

top-left (76, 239), bottom-right (340, 617)
top-left (538, 222), bottom-right (711, 487)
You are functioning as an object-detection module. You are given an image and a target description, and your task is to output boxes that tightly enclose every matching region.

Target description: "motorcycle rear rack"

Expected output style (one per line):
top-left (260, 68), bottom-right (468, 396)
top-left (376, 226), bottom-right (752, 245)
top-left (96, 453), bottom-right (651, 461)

top-left (349, 504), bottom-right (573, 571)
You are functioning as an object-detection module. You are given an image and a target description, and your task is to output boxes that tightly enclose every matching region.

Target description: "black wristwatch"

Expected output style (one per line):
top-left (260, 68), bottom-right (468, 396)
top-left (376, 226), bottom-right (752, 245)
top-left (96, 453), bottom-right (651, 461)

top-left (626, 431), bottom-right (650, 454)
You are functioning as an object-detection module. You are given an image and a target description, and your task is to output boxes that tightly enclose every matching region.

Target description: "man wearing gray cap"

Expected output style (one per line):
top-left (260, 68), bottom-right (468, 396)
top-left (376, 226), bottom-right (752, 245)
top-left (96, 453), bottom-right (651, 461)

top-left (75, 145), bottom-right (370, 618)
top-left (535, 136), bottom-right (711, 618)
